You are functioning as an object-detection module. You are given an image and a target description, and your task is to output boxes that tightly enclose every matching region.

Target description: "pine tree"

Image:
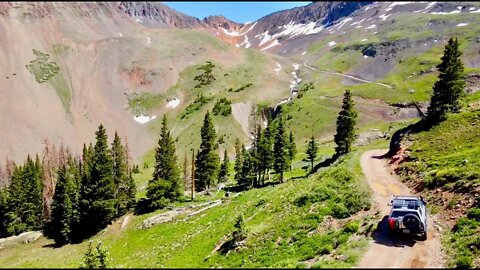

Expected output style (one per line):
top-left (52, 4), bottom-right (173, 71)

top-left (195, 111), bottom-right (219, 191)
top-left (77, 125), bottom-right (115, 239)
top-left (238, 144), bottom-right (254, 188)
top-left (81, 241), bottom-right (109, 269)
top-left (45, 164), bottom-right (73, 245)
top-left (146, 115), bottom-right (182, 209)
top-left (287, 131), bottom-right (296, 171)
top-left (427, 37), bottom-right (466, 123)
top-left (251, 125), bottom-right (262, 187)
top-left (334, 90), bottom-right (358, 157)
top-left (0, 188), bottom-right (11, 237)
top-left (273, 119), bottom-right (288, 182)
top-left (68, 156), bottom-right (81, 241)
top-left (218, 149), bottom-right (229, 183)
top-left (111, 131), bottom-right (135, 216)
top-left (234, 138), bottom-right (243, 184)
top-left (20, 155), bottom-right (43, 231)
top-left (6, 165), bottom-right (25, 235)
top-left (306, 136), bottom-right (318, 171)
top-left (91, 124), bottom-right (116, 228)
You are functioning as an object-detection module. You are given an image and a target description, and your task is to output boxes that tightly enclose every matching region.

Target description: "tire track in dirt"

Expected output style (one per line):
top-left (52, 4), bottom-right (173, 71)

top-left (356, 149), bottom-right (444, 268)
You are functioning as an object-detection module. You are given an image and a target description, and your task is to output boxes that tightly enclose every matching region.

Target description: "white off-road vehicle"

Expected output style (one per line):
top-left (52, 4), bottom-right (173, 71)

top-left (387, 195), bottom-right (428, 240)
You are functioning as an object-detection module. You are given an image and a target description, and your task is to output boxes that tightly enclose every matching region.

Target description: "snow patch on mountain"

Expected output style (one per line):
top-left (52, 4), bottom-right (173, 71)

top-left (414, 2), bottom-right (437, 13)
top-left (134, 115), bottom-right (156, 124)
top-left (457, 23), bottom-right (468, 27)
top-left (260, 39), bottom-right (280, 51)
top-left (221, 28), bottom-right (242, 37)
top-left (256, 31), bottom-right (272, 47)
top-left (240, 22), bottom-right (257, 35)
top-left (290, 64), bottom-right (301, 92)
top-left (237, 35), bottom-right (251, 48)
top-left (350, 18), bottom-right (365, 26)
top-left (274, 21), bottom-right (325, 38)
top-left (430, 10), bottom-right (461, 14)
top-left (385, 2), bottom-right (414, 12)
top-left (379, 14), bottom-right (391, 21)
top-left (166, 98), bottom-right (180, 109)
top-left (335, 17), bottom-right (352, 30)
top-left (274, 62), bottom-right (281, 75)
top-left (365, 24), bottom-right (376, 29)
top-left (328, 41), bottom-right (337, 46)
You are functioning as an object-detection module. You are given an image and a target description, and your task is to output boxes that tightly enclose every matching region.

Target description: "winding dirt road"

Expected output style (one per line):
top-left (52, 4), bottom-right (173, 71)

top-left (357, 149), bottom-right (444, 268)
top-left (303, 62), bottom-right (393, 89)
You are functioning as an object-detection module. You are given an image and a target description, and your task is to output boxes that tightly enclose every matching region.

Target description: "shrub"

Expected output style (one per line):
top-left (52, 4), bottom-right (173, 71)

top-left (331, 203), bottom-right (349, 219)
top-left (467, 208), bottom-right (480, 221)
top-left (455, 255), bottom-right (473, 268)
top-left (181, 93), bottom-right (212, 119)
top-left (212, 98), bottom-right (232, 116)
top-left (194, 61), bottom-right (216, 88)
top-left (343, 221), bottom-right (360, 234)
top-left (296, 82), bottom-right (314, 99)
top-left (80, 241), bottom-right (108, 269)
top-left (228, 83), bottom-right (253, 92)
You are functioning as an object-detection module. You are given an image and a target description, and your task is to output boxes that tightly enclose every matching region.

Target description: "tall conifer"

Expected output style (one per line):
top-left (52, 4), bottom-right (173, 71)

top-left (146, 115), bottom-right (182, 209)
top-left (195, 111), bottom-right (219, 191)
top-left (334, 90), bottom-right (357, 156)
top-left (427, 37), bottom-right (466, 123)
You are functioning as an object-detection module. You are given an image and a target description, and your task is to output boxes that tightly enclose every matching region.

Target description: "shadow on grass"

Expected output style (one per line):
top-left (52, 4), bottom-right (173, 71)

top-left (386, 119), bottom-right (435, 157)
top-left (307, 154), bottom-right (341, 176)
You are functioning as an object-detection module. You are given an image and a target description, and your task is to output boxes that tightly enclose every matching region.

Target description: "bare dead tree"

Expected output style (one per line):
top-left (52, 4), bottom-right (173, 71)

top-left (183, 152), bottom-right (189, 192)
top-left (124, 135), bottom-right (132, 172)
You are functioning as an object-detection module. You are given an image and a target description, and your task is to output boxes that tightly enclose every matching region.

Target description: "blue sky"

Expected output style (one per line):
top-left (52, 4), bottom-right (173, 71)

top-left (163, 2), bottom-right (311, 23)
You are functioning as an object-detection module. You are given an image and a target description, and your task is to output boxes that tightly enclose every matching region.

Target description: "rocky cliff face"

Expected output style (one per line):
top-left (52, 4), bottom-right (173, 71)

top-left (119, 2), bottom-right (204, 28)
top-left (254, 1), bottom-right (372, 32)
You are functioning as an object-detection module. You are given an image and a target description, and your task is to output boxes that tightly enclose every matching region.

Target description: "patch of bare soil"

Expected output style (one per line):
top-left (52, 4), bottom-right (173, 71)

top-left (231, 101), bottom-right (253, 137)
top-left (356, 149), bottom-right (445, 268)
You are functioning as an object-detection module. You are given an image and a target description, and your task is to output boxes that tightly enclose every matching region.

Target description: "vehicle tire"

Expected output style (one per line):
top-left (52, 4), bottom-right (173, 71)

top-left (420, 232), bottom-right (427, 240)
top-left (403, 214), bottom-right (420, 231)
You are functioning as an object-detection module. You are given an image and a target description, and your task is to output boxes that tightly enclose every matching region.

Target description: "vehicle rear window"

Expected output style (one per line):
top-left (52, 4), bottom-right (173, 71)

top-left (390, 211), bottom-right (419, 218)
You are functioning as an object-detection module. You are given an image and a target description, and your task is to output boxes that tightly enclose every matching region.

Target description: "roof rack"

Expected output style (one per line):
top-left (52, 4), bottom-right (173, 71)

top-left (392, 198), bottom-right (420, 210)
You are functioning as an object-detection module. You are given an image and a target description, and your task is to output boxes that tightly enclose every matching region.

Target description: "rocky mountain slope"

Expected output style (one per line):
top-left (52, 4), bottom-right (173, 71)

top-left (0, 2), bottom-right (283, 163)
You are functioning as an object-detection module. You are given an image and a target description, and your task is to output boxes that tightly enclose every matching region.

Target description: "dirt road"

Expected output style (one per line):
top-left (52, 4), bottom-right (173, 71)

top-left (356, 149), bottom-right (444, 268)
top-left (303, 63), bottom-right (393, 89)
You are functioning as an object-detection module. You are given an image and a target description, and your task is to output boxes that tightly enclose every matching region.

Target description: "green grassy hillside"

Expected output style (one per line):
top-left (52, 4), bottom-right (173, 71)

top-left (0, 144), bottom-right (384, 268)
top-left (397, 108), bottom-right (480, 268)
